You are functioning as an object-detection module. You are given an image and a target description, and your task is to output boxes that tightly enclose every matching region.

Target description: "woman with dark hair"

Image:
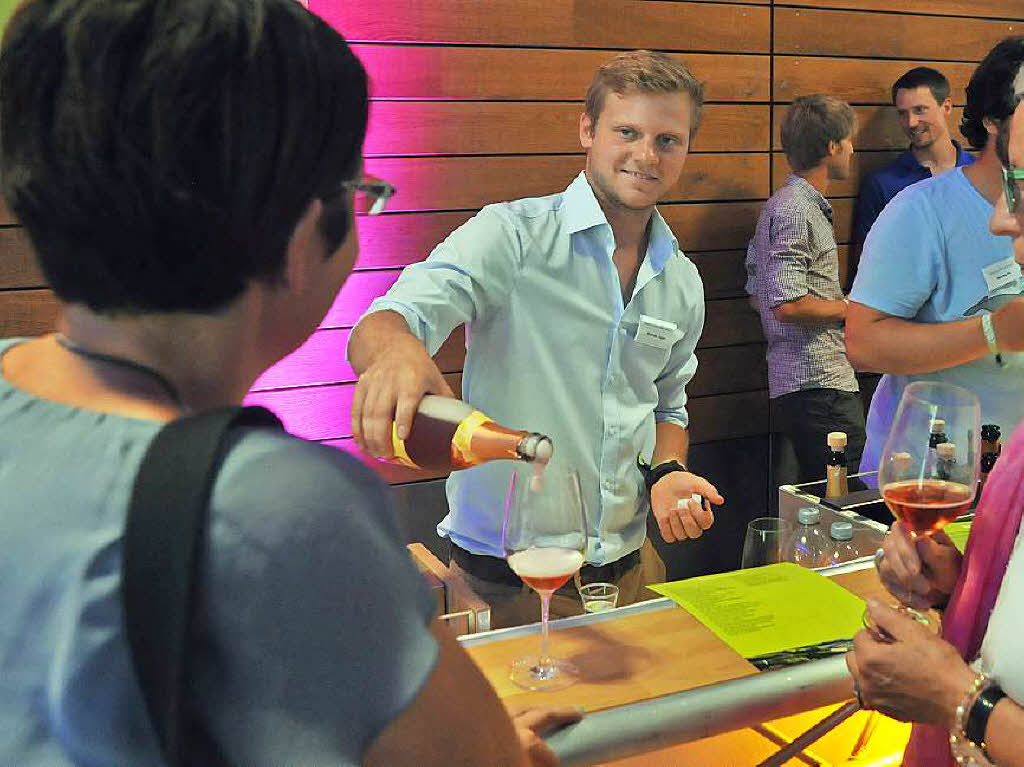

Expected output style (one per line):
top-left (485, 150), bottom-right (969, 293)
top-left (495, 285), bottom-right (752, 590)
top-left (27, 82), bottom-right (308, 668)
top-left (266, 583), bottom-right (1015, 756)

top-left (847, 67), bottom-right (1024, 767)
top-left (0, 1), bottom-right (575, 764)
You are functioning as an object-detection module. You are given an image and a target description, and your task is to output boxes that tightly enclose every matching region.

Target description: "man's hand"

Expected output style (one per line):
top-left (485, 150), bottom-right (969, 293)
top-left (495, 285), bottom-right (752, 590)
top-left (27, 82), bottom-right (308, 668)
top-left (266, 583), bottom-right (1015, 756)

top-left (511, 707), bottom-right (583, 767)
top-left (350, 332), bottom-right (453, 458)
top-left (876, 521), bottom-right (962, 609)
top-left (650, 471), bottom-right (724, 542)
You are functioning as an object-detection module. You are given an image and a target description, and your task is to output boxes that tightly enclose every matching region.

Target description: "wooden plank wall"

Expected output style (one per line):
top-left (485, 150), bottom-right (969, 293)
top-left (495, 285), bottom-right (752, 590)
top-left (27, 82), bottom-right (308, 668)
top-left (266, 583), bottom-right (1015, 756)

top-left (2, 0), bottom-right (1023, 488)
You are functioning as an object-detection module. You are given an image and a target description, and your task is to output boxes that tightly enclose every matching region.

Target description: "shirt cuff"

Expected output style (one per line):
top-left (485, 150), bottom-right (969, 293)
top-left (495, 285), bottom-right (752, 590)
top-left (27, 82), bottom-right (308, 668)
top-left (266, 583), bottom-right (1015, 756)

top-left (654, 411), bottom-right (689, 429)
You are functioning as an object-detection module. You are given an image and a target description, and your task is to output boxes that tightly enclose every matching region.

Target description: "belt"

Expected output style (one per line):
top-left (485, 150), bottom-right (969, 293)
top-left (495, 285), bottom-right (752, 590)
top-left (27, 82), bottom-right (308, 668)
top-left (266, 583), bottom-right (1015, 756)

top-left (449, 542), bottom-right (640, 593)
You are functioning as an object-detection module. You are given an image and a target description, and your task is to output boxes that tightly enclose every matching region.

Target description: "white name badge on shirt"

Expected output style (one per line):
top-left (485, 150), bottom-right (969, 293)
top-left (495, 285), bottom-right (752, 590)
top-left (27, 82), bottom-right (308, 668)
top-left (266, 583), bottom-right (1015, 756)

top-left (635, 315), bottom-right (676, 349)
top-left (982, 256), bottom-right (1022, 293)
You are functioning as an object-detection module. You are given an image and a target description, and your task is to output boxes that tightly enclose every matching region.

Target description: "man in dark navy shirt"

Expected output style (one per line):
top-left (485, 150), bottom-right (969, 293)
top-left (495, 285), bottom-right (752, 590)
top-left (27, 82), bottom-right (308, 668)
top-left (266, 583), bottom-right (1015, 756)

top-left (852, 67), bottom-right (975, 255)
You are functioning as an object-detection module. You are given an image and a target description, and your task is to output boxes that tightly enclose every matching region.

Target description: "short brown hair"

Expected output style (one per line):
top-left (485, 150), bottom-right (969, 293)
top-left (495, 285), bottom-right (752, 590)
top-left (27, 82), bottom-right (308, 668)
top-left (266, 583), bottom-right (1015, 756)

top-left (781, 95), bottom-right (855, 172)
top-left (584, 50), bottom-right (704, 138)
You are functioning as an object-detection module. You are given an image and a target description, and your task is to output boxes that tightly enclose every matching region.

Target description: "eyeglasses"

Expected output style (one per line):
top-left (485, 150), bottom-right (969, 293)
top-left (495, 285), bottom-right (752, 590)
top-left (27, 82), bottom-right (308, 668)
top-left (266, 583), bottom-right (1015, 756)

top-left (329, 176), bottom-right (396, 216)
top-left (1002, 164), bottom-right (1024, 214)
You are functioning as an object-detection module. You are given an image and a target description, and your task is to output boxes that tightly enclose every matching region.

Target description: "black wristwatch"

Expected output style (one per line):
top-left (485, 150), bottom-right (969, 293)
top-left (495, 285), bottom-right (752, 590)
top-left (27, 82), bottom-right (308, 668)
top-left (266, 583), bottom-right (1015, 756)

top-left (966, 683), bottom-right (1007, 755)
top-left (637, 454), bottom-right (689, 495)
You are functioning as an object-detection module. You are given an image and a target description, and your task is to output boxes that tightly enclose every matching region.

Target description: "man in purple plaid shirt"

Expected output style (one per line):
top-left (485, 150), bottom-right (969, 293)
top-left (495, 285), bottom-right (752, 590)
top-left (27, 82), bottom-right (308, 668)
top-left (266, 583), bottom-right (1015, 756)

top-left (745, 95), bottom-right (866, 490)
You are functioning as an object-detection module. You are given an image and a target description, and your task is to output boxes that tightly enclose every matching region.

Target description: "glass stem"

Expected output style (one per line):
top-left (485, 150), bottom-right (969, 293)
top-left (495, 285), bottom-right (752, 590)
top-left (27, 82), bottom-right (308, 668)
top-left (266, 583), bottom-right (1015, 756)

top-left (539, 589), bottom-right (553, 667)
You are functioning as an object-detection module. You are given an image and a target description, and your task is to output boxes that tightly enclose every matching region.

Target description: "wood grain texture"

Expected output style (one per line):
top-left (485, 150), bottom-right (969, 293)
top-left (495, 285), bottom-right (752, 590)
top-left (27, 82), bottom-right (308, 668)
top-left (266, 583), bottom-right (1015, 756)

top-left (771, 151), bottom-right (902, 198)
top-left (771, 105), bottom-right (967, 151)
top-left (775, 7), bottom-right (1022, 60)
top-left (0, 289), bottom-right (59, 338)
top-left (776, 0), bottom-right (1024, 21)
top-left (319, 1), bottom-right (770, 52)
top-left (462, 567), bottom-right (884, 713)
top-left (774, 56), bottom-right (975, 105)
top-left (365, 153), bottom-right (770, 213)
top-left (0, 229), bottom-right (43, 290)
top-left (664, 202), bottom-right (764, 253)
top-left (248, 375), bottom-right (766, 445)
top-left (253, 326), bottom-right (765, 398)
top-left (352, 203), bottom-right (765, 274)
top-left (366, 102), bottom-right (770, 156)
top-left (356, 46), bottom-right (770, 102)
top-left (0, 197), bottom-right (15, 225)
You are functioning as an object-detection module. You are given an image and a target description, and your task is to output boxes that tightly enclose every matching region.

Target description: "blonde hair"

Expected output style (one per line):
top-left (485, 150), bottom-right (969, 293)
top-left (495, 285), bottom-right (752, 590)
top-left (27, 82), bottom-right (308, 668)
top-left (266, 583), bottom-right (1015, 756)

top-left (584, 50), bottom-right (704, 138)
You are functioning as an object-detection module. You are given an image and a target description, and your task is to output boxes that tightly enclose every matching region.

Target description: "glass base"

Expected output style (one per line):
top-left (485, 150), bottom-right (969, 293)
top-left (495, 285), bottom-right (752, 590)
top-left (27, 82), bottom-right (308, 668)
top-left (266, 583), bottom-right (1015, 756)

top-left (509, 655), bottom-right (579, 692)
top-left (863, 604), bottom-right (937, 642)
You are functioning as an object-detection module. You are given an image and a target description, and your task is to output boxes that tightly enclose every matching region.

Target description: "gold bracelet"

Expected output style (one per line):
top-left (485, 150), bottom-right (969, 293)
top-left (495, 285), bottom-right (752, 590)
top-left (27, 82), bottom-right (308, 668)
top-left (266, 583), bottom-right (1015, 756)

top-left (949, 672), bottom-right (991, 765)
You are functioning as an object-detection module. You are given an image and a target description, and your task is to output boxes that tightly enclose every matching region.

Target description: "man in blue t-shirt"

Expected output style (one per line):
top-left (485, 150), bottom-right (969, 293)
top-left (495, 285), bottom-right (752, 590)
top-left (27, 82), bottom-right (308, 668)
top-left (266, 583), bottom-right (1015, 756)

top-left (852, 67), bottom-right (975, 255)
top-left (847, 39), bottom-right (1024, 482)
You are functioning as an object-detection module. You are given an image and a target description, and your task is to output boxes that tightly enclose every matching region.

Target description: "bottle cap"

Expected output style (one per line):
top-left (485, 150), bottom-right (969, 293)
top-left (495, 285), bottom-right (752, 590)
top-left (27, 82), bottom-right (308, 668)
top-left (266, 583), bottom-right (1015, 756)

top-left (797, 507), bottom-right (821, 525)
top-left (982, 424), bottom-right (1001, 441)
top-left (937, 442), bottom-right (957, 459)
top-left (827, 432), bottom-right (847, 449)
top-left (930, 419), bottom-right (946, 434)
top-left (830, 521), bottom-right (853, 541)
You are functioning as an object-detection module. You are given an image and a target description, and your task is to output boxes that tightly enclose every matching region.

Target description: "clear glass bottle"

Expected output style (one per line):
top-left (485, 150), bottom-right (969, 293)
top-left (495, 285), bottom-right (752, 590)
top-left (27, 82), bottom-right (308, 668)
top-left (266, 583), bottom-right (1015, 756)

top-left (390, 394), bottom-right (553, 472)
top-left (826, 521), bottom-right (861, 566)
top-left (786, 506), bottom-right (834, 568)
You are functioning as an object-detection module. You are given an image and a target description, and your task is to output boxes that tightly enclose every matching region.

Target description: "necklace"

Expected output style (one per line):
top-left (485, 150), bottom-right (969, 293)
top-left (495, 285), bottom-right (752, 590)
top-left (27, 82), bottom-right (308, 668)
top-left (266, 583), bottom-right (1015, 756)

top-left (55, 334), bottom-right (183, 408)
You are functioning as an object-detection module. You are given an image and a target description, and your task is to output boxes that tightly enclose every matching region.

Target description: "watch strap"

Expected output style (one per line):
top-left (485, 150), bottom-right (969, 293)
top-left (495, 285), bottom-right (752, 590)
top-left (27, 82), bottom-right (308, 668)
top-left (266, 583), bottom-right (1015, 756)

top-left (965, 682), bottom-right (1007, 752)
top-left (637, 455), bottom-right (688, 495)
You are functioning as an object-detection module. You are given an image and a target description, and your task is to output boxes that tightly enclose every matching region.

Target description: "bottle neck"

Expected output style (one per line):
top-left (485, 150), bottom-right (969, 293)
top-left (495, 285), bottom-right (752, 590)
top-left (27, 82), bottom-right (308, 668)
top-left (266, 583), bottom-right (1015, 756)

top-left (827, 449), bottom-right (847, 467)
top-left (929, 433), bottom-right (947, 448)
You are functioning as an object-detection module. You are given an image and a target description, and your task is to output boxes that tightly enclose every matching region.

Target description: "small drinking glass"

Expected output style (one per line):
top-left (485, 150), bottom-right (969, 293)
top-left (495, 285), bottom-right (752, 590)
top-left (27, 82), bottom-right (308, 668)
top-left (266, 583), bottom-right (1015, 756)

top-left (504, 464), bottom-right (588, 691)
top-left (741, 517), bottom-right (793, 569)
top-left (579, 582), bottom-right (619, 613)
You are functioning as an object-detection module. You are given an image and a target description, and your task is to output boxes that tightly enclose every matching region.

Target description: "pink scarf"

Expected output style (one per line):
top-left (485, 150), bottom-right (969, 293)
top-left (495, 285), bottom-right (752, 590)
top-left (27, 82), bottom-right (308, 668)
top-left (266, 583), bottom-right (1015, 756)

top-left (902, 424), bottom-right (1024, 766)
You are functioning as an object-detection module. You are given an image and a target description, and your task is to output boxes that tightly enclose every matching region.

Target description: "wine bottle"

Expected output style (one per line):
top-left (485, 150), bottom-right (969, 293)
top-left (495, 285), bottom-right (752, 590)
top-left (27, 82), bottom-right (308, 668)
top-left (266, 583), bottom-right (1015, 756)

top-left (928, 419), bottom-right (947, 448)
top-left (936, 441), bottom-right (957, 482)
top-left (825, 431), bottom-right (849, 499)
top-left (390, 394), bottom-right (553, 472)
top-left (980, 424), bottom-right (1001, 486)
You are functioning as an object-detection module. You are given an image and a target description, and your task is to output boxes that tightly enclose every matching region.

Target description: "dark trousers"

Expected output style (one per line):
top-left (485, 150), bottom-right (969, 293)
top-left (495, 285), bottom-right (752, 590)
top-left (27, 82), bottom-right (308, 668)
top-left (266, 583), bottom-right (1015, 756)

top-left (770, 388), bottom-right (866, 493)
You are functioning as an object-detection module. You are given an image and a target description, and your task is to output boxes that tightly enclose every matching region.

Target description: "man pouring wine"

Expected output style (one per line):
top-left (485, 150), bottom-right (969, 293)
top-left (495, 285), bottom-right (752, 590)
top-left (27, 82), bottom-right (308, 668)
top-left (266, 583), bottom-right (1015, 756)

top-left (347, 50), bottom-right (723, 629)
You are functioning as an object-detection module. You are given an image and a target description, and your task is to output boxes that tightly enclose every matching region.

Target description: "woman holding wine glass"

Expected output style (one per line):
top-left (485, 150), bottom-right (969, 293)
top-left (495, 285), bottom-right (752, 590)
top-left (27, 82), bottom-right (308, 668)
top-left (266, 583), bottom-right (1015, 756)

top-left (846, 69), bottom-right (1024, 767)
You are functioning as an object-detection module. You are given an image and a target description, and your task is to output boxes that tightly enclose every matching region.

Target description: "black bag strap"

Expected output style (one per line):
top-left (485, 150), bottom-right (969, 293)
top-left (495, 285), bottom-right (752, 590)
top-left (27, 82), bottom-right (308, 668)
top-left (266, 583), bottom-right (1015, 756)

top-left (122, 405), bottom-right (282, 766)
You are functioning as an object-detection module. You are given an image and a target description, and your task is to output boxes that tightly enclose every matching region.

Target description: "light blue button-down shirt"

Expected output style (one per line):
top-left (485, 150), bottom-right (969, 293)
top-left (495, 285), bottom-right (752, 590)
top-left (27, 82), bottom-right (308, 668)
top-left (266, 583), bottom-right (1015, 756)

top-left (361, 172), bottom-right (705, 564)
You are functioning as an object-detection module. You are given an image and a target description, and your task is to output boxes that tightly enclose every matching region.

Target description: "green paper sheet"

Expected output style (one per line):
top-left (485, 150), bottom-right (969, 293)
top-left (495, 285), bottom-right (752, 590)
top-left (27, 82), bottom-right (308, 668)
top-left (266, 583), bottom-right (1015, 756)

top-left (944, 520), bottom-right (972, 553)
top-left (647, 562), bottom-right (866, 659)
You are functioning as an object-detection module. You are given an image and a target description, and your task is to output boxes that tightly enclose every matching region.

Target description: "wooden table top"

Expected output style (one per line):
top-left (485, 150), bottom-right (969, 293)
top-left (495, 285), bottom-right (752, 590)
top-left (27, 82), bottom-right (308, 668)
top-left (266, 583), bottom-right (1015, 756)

top-left (464, 566), bottom-right (891, 713)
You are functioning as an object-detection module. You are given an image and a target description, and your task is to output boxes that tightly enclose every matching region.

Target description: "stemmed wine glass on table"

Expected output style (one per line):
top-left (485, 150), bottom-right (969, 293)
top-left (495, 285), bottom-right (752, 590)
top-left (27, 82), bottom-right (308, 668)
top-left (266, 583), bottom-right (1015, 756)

top-left (503, 464), bottom-right (588, 692)
top-left (871, 381), bottom-right (980, 629)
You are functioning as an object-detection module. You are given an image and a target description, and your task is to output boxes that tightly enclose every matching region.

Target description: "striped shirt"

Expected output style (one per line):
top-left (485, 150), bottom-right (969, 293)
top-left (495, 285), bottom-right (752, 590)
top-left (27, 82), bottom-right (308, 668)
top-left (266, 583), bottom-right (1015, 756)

top-left (745, 174), bottom-right (858, 398)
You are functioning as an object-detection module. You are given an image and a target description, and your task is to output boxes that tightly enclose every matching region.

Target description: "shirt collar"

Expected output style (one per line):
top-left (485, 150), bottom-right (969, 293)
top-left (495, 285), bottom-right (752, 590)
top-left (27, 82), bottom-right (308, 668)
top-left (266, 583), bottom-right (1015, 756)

top-left (562, 171), bottom-right (678, 271)
top-left (563, 171), bottom-right (610, 235)
top-left (785, 174), bottom-right (833, 220)
top-left (897, 139), bottom-right (970, 171)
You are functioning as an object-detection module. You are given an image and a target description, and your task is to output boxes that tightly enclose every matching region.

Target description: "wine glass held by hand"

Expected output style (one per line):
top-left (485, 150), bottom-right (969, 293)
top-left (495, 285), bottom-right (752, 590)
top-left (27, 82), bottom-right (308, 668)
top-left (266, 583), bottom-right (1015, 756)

top-left (878, 382), bottom-right (981, 538)
top-left (503, 464), bottom-right (588, 692)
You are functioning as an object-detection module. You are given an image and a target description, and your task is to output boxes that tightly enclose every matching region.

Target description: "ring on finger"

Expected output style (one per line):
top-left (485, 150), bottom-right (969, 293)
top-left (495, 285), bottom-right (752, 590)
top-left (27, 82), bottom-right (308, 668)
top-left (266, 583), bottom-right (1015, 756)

top-left (873, 548), bottom-right (885, 570)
